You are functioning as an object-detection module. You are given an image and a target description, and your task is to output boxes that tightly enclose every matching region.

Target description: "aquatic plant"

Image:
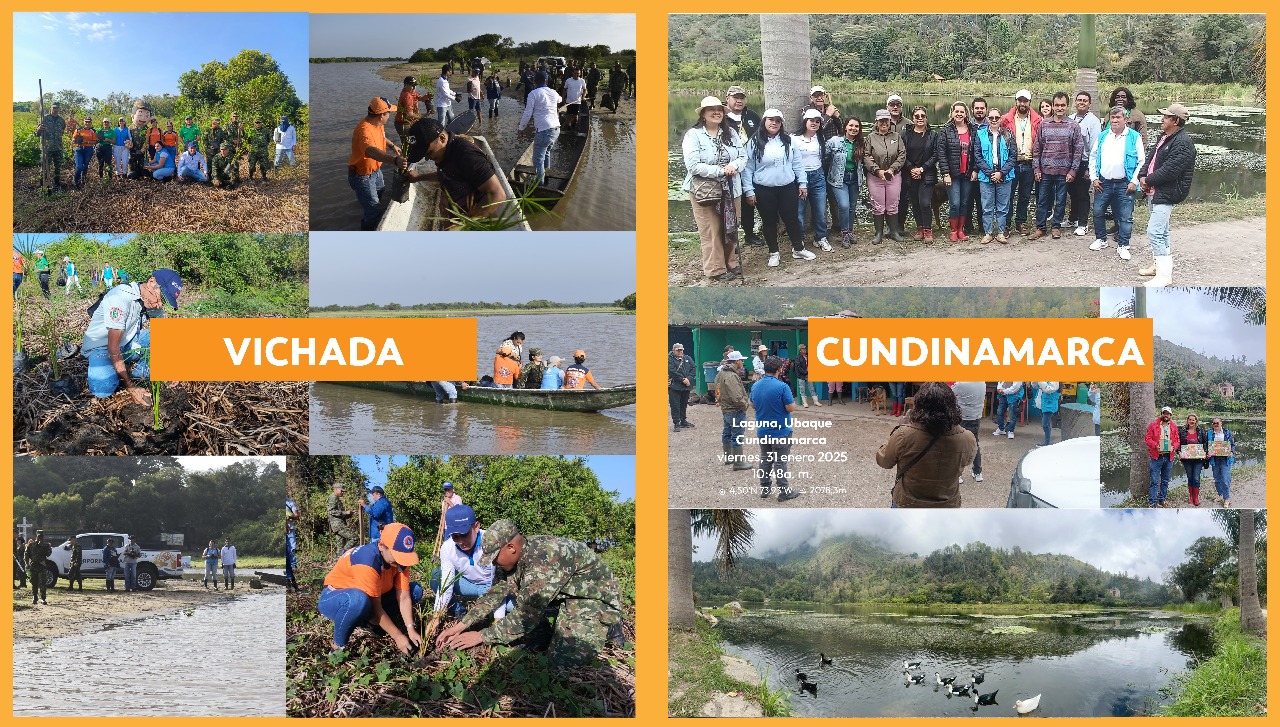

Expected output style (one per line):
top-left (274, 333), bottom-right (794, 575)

top-left (436, 182), bottom-right (559, 232)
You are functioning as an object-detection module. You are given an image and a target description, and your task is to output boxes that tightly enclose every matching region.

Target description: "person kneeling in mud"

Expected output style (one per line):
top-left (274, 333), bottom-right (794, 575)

top-left (318, 523), bottom-right (425, 656)
top-left (434, 519), bottom-right (625, 667)
top-left (82, 268), bottom-right (184, 406)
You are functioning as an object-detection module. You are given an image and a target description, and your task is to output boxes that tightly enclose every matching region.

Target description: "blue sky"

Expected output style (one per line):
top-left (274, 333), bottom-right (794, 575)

top-left (351, 455), bottom-right (635, 502)
top-left (309, 232), bottom-right (635, 306)
top-left (1100, 287), bottom-right (1266, 362)
top-left (310, 15), bottom-right (636, 58)
top-left (13, 13), bottom-right (309, 102)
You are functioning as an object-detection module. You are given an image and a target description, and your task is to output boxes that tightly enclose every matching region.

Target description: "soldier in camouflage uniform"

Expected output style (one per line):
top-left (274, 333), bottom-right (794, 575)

top-left (128, 118), bottom-right (152, 179)
top-left (211, 144), bottom-right (240, 189)
top-left (67, 537), bottom-right (84, 590)
top-left (435, 519), bottom-right (624, 667)
top-left (327, 483), bottom-right (357, 552)
top-left (226, 112), bottom-right (246, 171)
top-left (247, 119), bottom-right (272, 180)
top-left (205, 119), bottom-right (228, 166)
top-left (24, 531), bottom-right (52, 605)
top-left (35, 102), bottom-right (68, 190)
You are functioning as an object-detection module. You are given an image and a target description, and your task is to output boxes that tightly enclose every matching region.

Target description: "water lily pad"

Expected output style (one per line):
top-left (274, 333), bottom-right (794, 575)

top-left (985, 625), bottom-right (1037, 635)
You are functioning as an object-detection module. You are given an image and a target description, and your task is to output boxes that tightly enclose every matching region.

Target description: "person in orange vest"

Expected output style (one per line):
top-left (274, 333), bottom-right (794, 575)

top-left (72, 116), bottom-right (98, 188)
top-left (492, 343), bottom-right (521, 388)
top-left (563, 350), bottom-right (602, 390)
top-left (12, 250), bottom-right (27, 298)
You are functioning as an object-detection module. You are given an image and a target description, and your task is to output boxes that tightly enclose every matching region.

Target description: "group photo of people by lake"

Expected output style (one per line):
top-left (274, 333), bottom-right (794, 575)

top-left (668, 13), bottom-right (1265, 288)
top-left (308, 14), bottom-right (637, 233)
top-left (12, 13), bottom-right (310, 233)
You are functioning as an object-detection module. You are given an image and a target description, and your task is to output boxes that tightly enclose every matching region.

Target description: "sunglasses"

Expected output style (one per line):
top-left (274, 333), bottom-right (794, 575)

top-left (912, 114), bottom-right (926, 119)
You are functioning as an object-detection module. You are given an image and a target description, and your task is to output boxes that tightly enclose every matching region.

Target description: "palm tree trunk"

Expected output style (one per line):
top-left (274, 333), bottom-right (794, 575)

top-left (1129, 290), bottom-right (1155, 502)
top-left (1076, 15), bottom-right (1099, 115)
top-left (1238, 510), bottom-right (1265, 635)
top-left (760, 14), bottom-right (812, 121)
top-left (668, 509), bottom-right (696, 630)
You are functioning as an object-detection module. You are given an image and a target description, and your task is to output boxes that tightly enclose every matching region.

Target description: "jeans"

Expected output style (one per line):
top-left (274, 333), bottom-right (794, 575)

top-left (980, 181), bottom-right (1012, 234)
top-left (204, 561), bottom-right (218, 585)
top-left (87, 330), bottom-right (150, 398)
top-left (113, 146), bottom-right (130, 176)
top-left (797, 169), bottom-right (828, 241)
top-left (532, 127), bottom-right (560, 184)
top-left (318, 586), bottom-right (373, 647)
top-left (13, 273), bottom-right (22, 297)
top-left (38, 272), bottom-right (50, 298)
top-left (431, 380), bottom-right (457, 402)
top-left (960, 419), bottom-right (982, 474)
top-left (1183, 459), bottom-right (1204, 491)
top-left (753, 182), bottom-right (805, 253)
top-left (349, 170), bottom-right (386, 229)
top-left (104, 565), bottom-right (116, 589)
top-left (179, 168), bottom-right (209, 183)
top-left (1210, 458), bottom-right (1232, 500)
top-left (1068, 160), bottom-right (1091, 226)
top-left (669, 388), bottom-right (691, 425)
top-left (947, 175), bottom-right (974, 221)
top-left (152, 166), bottom-right (174, 180)
top-left (123, 561), bottom-right (138, 591)
top-left (904, 176), bottom-right (935, 229)
top-left (1147, 202), bottom-right (1174, 256)
top-left (436, 105), bottom-right (454, 125)
top-left (996, 399), bottom-right (1018, 433)
top-left (489, 98), bottom-right (500, 112)
top-left (1035, 174), bottom-right (1068, 230)
top-left (829, 175), bottom-right (859, 231)
top-left (1041, 411), bottom-right (1055, 445)
top-left (722, 410), bottom-right (747, 448)
top-left (274, 148), bottom-right (295, 167)
top-left (223, 564), bottom-right (235, 586)
top-left (1148, 455), bottom-right (1173, 504)
top-left (1093, 179), bottom-right (1135, 247)
top-left (74, 146), bottom-right (93, 186)
top-left (494, 383), bottom-right (513, 389)
top-left (430, 569), bottom-right (509, 618)
top-left (758, 437), bottom-right (793, 493)
top-left (1006, 161), bottom-right (1034, 227)
top-left (797, 378), bottom-right (819, 403)
top-left (468, 98), bottom-right (483, 115)
top-left (888, 382), bottom-right (905, 405)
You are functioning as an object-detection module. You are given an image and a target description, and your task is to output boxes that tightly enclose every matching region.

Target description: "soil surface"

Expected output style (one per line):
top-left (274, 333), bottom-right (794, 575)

top-left (668, 399), bottom-right (1046, 509)
top-left (12, 577), bottom-right (245, 640)
top-left (670, 217), bottom-right (1266, 288)
top-left (699, 656), bottom-right (766, 717)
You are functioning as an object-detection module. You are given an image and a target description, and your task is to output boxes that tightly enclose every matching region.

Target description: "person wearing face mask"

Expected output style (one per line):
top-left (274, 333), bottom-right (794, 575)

top-left (1144, 406), bottom-right (1180, 507)
top-left (82, 268), bottom-right (183, 404)
top-left (433, 519), bottom-right (624, 666)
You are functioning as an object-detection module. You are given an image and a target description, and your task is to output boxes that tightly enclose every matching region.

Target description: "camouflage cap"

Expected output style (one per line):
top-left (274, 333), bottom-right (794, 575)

top-left (477, 519), bottom-right (521, 568)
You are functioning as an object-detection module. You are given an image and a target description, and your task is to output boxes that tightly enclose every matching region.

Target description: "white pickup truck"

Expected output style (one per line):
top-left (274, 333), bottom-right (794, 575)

top-left (44, 533), bottom-right (184, 591)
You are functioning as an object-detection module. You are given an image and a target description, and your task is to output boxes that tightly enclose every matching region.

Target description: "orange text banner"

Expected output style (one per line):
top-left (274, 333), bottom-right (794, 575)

top-left (150, 318), bottom-right (478, 382)
top-left (807, 317), bottom-right (1153, 382)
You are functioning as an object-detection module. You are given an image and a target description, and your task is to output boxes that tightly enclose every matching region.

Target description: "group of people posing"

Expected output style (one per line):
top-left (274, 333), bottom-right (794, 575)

top-left (681, 85), bottom-right (1196, 287)
top-left (35, 102), bottom-right (297, 189)
top-left (1144, 407), bottom-right (1237, 508)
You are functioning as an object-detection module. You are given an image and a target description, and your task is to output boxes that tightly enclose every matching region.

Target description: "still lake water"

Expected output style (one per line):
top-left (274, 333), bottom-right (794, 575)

top-left (310, 62), bottom-right (636, 231)
top-left (668, 94), bottom-right (1266, 231)
top-left (309, 313), bottom-right (636, 454)
top-left (1100, 419), bottom-right (1264, 507)
top-left (13, 587), bottom-right (284, 716)
top-left (717, 603), bottom-right (1213, 718)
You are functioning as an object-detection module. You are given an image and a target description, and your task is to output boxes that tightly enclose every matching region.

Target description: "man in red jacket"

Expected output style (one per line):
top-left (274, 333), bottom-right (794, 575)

top-left (1001, 90), bottom-right (1042, 235)
top-left (1143, 405), bottom-right (1179, 507)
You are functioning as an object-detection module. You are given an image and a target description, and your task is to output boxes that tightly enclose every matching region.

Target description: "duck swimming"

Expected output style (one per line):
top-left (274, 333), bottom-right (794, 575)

top-left (905, 673), bottom-right (926, 685)
top-left (947, 682), bottom-right (973, 697)
top-left (819, 653), bottom-right (833, 666)
top-left (974, 689), bottom-right (999, 706)
top-left (794, 669), bottom-right (807, 682)
top-left (971, 671), bottom-right (985, 684)
top-left (903, 660), bottom-right (922, 670)
top-left (935, 673), bottom-right (957, 686)
top-left (799, 680), bottom-right (818, 696)
top-left (1014, 694), bottom-right (1042, 714)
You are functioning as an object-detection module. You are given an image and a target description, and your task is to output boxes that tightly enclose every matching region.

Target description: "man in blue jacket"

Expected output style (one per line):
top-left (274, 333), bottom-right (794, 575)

top-left (362, 486), bottom-right (395, 542)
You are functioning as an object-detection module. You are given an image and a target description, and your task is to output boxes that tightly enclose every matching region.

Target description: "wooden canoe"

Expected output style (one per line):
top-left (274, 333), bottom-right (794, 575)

top-left (377, 134), bottom-right (530, 231)
top-left (328, 380), bottom-right (636, 412)
top-left (509, 112), bottom-right (589, 208)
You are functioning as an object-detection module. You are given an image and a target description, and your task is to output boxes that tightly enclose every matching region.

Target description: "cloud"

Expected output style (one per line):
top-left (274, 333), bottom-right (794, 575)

top-left (42, 12), bottom-right (116, 42)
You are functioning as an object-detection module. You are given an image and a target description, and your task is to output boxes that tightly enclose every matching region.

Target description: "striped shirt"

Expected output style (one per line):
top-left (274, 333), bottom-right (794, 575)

top-left (1032, 117), bottom-right (1083, 177)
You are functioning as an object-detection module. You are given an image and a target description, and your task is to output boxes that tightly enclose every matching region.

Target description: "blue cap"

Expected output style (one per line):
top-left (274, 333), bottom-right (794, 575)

top-left (534, 71), bottom-right (548, 85)
top-left (442, 481), bottom-right (454, 491)
top-left (378, 523), bottom-right (419, 566)
top-left (150, 268), bottom-right (183, 310)
top-left (443, 504), bottom-right (476, 538)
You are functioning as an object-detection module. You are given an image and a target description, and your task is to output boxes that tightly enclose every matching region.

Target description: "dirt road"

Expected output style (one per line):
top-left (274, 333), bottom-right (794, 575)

top-left (12, 578), bottom-right (243, 640)
top-left (670, 217), bottom-right (1265, 288)
top-left (668, 399), bottom-right (1053, 509)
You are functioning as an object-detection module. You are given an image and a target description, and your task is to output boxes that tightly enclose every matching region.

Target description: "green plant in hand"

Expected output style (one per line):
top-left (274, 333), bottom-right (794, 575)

top-left (435, 182), bottom-right (558, 231)
top-left (152, 380), bottom-right (164, 431)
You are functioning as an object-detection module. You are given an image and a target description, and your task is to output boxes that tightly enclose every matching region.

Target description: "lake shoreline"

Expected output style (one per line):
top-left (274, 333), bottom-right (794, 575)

top-left (1161, 609), bottom-right (1267, 716)
top-left (669, 620), bottom-right (779, 717)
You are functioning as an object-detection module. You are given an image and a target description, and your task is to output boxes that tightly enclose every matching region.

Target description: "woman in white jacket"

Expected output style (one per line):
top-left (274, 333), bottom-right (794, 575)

top-left (681, 96), bottom-right (747, 282)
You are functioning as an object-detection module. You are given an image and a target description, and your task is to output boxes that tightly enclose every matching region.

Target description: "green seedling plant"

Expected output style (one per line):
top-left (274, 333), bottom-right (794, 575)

top-left (152, 380), bottom-right (164, 431)
top-left (433, 183), bottom-right (559, 231)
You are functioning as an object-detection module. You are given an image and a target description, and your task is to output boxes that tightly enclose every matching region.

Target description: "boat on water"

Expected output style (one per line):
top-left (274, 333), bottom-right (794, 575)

top-left (328, 380), bottom-right (636, 413)
top-left (377, 113), bottom-right (530, 231)
top-left (509, 112), bottom-right (589, 209)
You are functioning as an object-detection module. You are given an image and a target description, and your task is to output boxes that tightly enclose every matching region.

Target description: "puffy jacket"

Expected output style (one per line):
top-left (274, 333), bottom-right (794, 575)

top-left (1144, 419), bottom-right (1180, 460)
top-left (1139, 127), bottom-right (1196, 205)
top-left (1000, 108), bottom-right (1043, 158)
top-left (715, 364), bottom-right (750, 412)
top-left (974, 122), bottom-right (1017, 184)
top-left (863, 130), bottom-right (905, 175)
top-left (877, 421), bottom-right (977, 508)
top-left (681, 125), bottom-right (747, 198)
top-left (935, 121), bottom-right (978, 177)
top-left (900, 126), bottom-right (938, 183)
top-left (823, 135), bottom-right (862, 188)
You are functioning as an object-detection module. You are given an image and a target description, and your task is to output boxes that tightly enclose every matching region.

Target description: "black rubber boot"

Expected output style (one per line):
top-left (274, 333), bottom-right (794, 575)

top-left (871, 215), bottom-right (885, 244)
top-left (887, 215), bottom-right (906, 242)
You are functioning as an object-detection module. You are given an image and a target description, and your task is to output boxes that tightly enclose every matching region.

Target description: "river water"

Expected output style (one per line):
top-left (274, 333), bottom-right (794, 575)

top-left (309, 312), bottom-right (636, 454)
top-left (716, 603), bottom-right (1213, 718)
top-left (13, 587), bottom-right (284, 716)
top-left (310, 62), bottom-right (636, 231)
top-left (669, 93), bottom-right (1266, 233)
top-left (1100, 418), bottom-right (1265, 507)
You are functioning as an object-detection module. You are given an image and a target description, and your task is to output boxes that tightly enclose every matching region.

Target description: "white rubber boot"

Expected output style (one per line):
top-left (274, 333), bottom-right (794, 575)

top-left (1144, 255), bottom-right (1173, 287)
